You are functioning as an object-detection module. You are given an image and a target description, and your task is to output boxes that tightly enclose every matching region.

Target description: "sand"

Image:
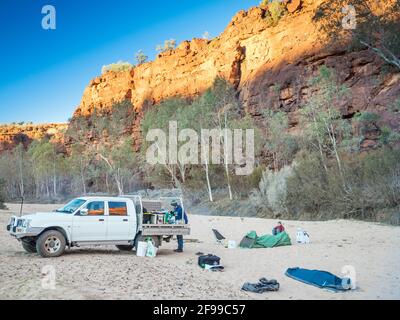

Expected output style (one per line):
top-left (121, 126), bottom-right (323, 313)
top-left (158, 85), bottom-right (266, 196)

top-left (1, 203), bottom-right (399, 300)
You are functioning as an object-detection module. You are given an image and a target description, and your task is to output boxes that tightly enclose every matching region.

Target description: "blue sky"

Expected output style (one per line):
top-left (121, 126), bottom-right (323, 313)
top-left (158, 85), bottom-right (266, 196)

top-left (0, 0), bottom-right (259, 124)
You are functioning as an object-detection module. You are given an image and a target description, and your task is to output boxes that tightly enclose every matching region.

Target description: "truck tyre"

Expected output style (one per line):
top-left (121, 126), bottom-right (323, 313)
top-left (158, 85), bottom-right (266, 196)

top-left (22, 240), bottom-right (37, 253)
top-left (134, 235), bottom-right (161, 250)
top-left (36, 230), bottom-right (66, 258)
top-left (116, 245), bottom-right (134, 251)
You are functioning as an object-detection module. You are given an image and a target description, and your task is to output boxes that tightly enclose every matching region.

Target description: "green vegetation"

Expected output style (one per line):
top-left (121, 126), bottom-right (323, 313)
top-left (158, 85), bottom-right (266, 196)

top-left (260, 0), bottom-right (287, 26)
top-left (101, 61), bottom-right (133, 74)
top-left (263, 109), bottom-right (298, 170)
top-left (141, 78), bottom-right (261, 201)
top-left (285, 148), bottom-right (400, 222)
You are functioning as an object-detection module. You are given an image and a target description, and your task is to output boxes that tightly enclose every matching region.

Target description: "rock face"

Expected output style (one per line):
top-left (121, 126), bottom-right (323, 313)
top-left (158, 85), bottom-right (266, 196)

top-left (0, 124), bottom-right (67, 152)
top-left (74, 0), bottom-right (399, 139)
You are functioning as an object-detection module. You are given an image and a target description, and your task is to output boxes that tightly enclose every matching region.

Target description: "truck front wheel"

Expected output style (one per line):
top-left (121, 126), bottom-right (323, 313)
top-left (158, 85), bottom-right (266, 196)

top-left (22, 240), bottom-right (37, 253)
top-left (36, 230), bottom-right (66, 258)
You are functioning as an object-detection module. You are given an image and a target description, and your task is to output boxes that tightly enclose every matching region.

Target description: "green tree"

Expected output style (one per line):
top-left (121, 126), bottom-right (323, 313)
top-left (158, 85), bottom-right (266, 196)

top-left (91, 101), bottom-right (138, 195)
top-left (14, 143), bottom-right (26, 198)
top-left (263, 110), bottom-right (298, 171)
top-left (0, 151), bottom-right (19, 199)
top-left (27, 140), bottom-right (61, 199)
top-left (69, 144), bottom-right (91, 195)
top-left (300, 65), bottom-right (351, 181)
top-left (189, 78), bottom-right (254, 200)
top-left (65, 115), bottom-right (94, 195)
top-left (141, 98), bottom-right (191, 187)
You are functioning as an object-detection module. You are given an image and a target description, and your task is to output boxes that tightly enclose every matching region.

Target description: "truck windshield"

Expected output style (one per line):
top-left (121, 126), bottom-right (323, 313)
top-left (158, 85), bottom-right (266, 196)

top-left (56, 199), bottom-right (86, 214)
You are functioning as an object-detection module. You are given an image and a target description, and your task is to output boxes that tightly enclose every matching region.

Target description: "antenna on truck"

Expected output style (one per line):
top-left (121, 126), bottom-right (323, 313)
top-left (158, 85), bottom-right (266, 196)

top-left (19, 196), bottom-right (24, 217)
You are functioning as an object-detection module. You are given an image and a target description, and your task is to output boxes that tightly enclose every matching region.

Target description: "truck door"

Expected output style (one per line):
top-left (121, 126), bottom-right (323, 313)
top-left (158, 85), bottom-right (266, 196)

top-left (72, 201), bottom-right (107, 241)
top-left (106, 201), bottom-right (134, 240)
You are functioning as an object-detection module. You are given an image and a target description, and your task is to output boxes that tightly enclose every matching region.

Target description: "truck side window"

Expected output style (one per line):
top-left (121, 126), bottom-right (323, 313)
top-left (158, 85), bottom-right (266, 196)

top-left (109, 202), bottom-right (128, 216)
top-left (86, 201), bottom-right (105, 216)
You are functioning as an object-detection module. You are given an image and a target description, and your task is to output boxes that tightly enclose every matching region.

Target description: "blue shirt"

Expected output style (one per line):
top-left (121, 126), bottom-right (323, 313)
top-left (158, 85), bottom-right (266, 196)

top-left (173, 205), bottom-right (188, 224)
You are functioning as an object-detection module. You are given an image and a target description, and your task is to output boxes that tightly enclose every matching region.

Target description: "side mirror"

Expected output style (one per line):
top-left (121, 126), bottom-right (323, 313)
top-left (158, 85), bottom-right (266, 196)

top-left (80, 208), bottom-right (89, 216)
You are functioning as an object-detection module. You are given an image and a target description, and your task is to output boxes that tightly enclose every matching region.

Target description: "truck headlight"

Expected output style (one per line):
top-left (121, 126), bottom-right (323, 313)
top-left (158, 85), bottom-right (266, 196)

top-left (21, 219), bottom-right (31, 228)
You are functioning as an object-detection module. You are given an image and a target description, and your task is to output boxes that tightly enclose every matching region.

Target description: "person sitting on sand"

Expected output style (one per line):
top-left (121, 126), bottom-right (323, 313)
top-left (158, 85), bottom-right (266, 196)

top-left (272, 221), bottom-right (285, 236)
top-left (171, 200), bottom-right (188, 253)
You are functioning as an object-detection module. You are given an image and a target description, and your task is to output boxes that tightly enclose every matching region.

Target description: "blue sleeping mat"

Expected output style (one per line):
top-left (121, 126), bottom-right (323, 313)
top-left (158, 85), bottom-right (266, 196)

top-left (285, 267), bottom-right (351, 292)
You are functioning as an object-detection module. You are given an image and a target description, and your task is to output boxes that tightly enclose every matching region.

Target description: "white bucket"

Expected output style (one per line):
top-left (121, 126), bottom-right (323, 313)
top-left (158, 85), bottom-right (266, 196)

top-left (228, 240), bottom-right (236, 249)
top-left (136, 241), bottom-right (148, 257)
top-left (296, 228), bottom-right (310, 244)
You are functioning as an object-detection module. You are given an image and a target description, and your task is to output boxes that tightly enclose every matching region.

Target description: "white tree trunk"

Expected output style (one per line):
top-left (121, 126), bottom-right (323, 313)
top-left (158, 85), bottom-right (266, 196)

top-left (223, 113), bottom-right (233, 200)
top-left (18, 154), bottom-right (24, 198)
top-left (53, 159), bottom-right (57, 197)
top-left (205, 162), bottom-right (213, 202)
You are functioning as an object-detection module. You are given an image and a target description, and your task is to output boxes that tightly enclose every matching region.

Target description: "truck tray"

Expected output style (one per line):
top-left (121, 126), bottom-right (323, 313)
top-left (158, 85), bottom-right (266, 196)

top-left (141, 224), bottom-right (191, 236)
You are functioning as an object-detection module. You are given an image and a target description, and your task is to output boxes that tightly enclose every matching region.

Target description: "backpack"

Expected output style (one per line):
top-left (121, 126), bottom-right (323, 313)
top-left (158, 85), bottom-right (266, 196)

top-left (198, 254), bottom-right (221, 268)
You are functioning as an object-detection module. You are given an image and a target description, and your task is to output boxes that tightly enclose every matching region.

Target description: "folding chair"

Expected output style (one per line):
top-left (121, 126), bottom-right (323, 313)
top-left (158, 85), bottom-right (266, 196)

top-left (212, 229), bottom-right (226, 245)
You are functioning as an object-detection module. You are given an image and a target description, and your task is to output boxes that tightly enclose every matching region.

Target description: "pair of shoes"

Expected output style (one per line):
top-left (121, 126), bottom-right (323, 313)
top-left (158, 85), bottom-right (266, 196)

top-left (174, 249), bottom-right (183, 253)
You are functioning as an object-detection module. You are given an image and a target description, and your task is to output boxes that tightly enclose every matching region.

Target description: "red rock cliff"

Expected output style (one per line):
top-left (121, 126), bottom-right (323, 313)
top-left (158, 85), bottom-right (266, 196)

top-left (0, 124), bottom-right (67, 152)
top-left (74, 0), bottom-right (399, 128)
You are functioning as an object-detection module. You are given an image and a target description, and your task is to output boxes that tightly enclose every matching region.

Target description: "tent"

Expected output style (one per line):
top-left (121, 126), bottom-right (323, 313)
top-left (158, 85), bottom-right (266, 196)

top-left (239, 231), bottom-right (291, 248)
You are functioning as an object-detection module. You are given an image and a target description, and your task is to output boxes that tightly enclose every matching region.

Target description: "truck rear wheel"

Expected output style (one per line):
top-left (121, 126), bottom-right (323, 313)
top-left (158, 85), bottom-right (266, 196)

top-left (134, 235), bottom-right (161, 250)
top-left (22, 240), bottom-right (37, 253)
top-left (115, 245), bottom-right (134, 251)
top-left (36, 230), bottom-right (66, 258)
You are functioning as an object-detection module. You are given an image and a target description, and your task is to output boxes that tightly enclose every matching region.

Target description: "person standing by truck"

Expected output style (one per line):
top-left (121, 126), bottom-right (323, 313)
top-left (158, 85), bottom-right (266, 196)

top-left (171, 200), bottom-right (188, 252)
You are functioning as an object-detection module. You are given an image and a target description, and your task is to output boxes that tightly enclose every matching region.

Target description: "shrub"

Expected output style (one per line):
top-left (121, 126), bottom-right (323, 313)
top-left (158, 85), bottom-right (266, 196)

top-left (261, 0), bottom-right (287, 26)
top-left (231, 166), bottom-right (264, 199)
top-left (354, 111), bottom-right (380, 136)
top-left (101, 61), bottom-right (133, 74)
top-left (286, 148), bottom-right (400, 221)
top-left (379, 127), bottom-right (400, 146)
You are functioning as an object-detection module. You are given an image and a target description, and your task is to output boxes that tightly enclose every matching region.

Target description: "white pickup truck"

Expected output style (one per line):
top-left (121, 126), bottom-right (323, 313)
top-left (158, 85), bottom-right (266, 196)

top-left (6, 195), bottom-right (190, 258)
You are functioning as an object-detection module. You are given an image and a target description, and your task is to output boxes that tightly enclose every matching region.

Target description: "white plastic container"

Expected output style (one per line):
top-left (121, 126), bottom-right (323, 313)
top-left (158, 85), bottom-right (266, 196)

top-left (296, 228), bottom-right (310, 244)
top-left (136, 241), bottom-right (148, 257)
top-left (228, 240), bottom-right (236, 249)
top-left (296, 228), bottom-right (304, 243)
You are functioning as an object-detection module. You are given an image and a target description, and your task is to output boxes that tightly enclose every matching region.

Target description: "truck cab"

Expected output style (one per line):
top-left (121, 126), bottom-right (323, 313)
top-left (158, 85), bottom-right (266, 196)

top-left (7, 195), bottom-right (190, 258)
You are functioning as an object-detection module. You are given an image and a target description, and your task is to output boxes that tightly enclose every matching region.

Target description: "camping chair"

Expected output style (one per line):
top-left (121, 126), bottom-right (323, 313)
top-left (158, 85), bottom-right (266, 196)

top-left (212, 229), bottom-right (226, 245)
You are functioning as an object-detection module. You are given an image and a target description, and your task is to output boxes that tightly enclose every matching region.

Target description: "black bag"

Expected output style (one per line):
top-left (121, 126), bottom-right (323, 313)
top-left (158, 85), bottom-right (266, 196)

top-left (198, 254), bottom-right (220, 268)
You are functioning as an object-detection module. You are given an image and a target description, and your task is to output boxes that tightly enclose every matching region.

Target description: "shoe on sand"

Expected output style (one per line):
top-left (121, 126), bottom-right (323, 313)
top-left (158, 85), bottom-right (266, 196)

top-left (174, 249), bottom-right (183, 253)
